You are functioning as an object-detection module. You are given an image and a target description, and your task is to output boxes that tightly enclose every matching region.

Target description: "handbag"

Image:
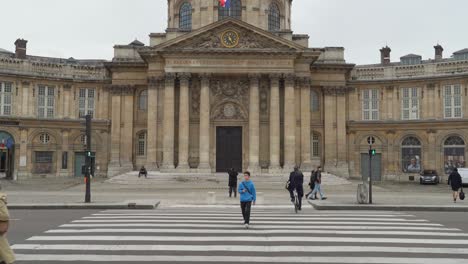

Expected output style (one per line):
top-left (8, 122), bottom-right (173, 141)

top-left (285, 180), bottom-right (290, 190)
top-left (460, 187), bottom-right (465, 201)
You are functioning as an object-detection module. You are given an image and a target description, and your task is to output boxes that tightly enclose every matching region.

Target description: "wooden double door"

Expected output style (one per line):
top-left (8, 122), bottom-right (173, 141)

top-left (216, 127), bottom-right (242, 173)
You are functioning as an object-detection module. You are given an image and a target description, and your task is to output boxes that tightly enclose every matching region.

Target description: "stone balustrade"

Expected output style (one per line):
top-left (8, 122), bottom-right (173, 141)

top-left (351, 59), bottom-right (468, 81)
top-left (0, 56), bottom-right (108, 81)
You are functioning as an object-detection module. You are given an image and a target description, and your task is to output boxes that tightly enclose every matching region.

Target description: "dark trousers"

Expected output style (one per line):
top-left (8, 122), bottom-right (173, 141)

top-left (229, 186), bottom-right (237, 197)
top-left (240, 201), bottom-right (252, 224)
top-left (289, 186), bottom-right (304, 209)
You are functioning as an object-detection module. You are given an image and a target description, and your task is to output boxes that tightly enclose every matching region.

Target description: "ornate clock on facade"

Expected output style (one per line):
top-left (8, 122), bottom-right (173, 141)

top-left (221, 30), bottom-right (240, 48)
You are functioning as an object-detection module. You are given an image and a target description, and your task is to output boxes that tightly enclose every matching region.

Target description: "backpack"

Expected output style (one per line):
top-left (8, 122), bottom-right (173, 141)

top-left (310, 171), bottom-right (317, 186)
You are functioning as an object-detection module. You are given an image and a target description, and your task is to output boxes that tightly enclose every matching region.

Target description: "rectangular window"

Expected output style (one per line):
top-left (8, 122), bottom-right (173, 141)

top-left (444, 85), bottom-right (462, 118)
top-left (38, 85), bottom-right (55, 118)
top-left (312, 133), bottom-right (320, 158)
top-left (362, 89), bottom-right (379, 121)
top-left (0, 82), bottom-right (12, 116)
top-left (137, 133), bottom-right (146, 156)
top-left (79, 88), bottom-right (95, 118)
top-left (401, 88), bottom-right (419, 120)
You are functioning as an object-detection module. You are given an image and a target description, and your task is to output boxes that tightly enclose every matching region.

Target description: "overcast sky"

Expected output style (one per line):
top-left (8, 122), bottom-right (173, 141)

top-left (1, 0), bottom-right (466, 64)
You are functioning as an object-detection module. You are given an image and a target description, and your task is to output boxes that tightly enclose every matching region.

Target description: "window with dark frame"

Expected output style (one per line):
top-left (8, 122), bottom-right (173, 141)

top-left (218, 0), bottom-right (242, 20)
top-left (179, 2), bottom-right (192, 30)
top-left (268, 3), bottom-right (281, 31)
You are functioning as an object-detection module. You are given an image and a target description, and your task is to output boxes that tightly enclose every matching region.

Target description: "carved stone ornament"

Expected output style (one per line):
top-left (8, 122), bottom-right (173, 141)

top-left (211, 102), bottom-right (248, 120)
top-left (191, 80), bottom-right (201, 116)
top-left (210, 78), bottom-right (249, 107)
top-left (259, 81), bottom-right (269, 115)
top-left (171, 24), bottom-right (292, 50)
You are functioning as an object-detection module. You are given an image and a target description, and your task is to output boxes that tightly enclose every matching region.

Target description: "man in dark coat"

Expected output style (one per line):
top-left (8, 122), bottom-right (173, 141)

top-left (288, 166), bottom-right (304, 210)
top-left (228, 168), bottom-right (238, 198)
top-left (448, 168), bottom-right (463, 203)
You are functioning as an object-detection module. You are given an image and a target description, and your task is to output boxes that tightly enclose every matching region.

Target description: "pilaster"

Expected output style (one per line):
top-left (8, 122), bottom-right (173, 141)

top-left (198, 73), bottom-right (211, 172)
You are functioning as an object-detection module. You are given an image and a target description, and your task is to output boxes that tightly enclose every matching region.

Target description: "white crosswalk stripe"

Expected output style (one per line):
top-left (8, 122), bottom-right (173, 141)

top-left (11, 208), bottom-right (468, 263)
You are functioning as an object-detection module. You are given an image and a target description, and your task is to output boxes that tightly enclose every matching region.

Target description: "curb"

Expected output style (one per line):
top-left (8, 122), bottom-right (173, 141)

top-left (308, 200), bottom-right (468, 212)
top-left (8, 202), bottom-right (159, 210)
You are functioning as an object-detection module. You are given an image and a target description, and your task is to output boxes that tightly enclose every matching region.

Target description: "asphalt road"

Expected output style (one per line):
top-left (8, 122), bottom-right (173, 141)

top-left (5, 208), bottom-right (468, 264)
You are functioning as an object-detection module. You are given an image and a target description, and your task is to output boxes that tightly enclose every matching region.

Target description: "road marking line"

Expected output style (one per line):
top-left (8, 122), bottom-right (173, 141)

top-left (93, 213), bottom-right (416, 217)
top-left (71, 219), bottom-right (438, 225)
top-left (60, 223), bottom-right (446, 229)
top-left (45, 229), bottom-right (467, 237)
top-left (26, 235), bottom-right (468, 244)
top-left (11, 244), bottom-right (468, 254)
top-left (13, 254), bottom-right (468, 263)
top-left (82, 216), bottom-right (425, 222)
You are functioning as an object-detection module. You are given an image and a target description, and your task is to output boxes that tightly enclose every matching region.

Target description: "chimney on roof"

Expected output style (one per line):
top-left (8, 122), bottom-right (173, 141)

top-left (14, 38), bottom-right (28, 59)
top-left (434, 44), bottom-right (444, 61)
top-left (380, 46), bottom-right (391, 65)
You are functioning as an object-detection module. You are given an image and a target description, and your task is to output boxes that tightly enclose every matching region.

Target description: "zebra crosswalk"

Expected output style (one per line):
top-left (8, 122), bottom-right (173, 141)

top-left (11, 207), bottom-right (468, 263)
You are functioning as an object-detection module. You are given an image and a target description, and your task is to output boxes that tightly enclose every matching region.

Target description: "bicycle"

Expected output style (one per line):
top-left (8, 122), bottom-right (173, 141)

top-left (292, 189), bottom-right (299, 214)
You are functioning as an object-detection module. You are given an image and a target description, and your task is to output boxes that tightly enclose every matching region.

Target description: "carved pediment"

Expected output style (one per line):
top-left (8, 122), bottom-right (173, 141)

top-left (172, 25), bottom-right (294, 51)
top-left (154, 19), bottom-right (305, 53)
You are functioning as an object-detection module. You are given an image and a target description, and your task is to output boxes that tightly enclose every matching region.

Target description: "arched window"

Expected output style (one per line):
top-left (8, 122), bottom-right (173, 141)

top-left (401, 136), bottom-right (422, 173)
top-left (311, 132), bottom-right (321, 158)
top-left (311, 90), bottom-right (320, 112)
top-left (137, 132), bottom-right (147, 156)
top-left (444, 136), bottom-right (465, 174)
top-left (218, 0), bottom-right (242, 20)
top-left (179, 2), bottom-right (192, 30)
top-left (39, 133), bottom-right (50, 144)
top-left (139, 90), bottom-right (148, 110)
top-left (268, 3), bottom-right (281, 31)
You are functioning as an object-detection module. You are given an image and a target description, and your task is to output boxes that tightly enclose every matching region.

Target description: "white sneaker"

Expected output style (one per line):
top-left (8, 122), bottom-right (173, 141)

top-left (245, 223), bottom-right (249, 229)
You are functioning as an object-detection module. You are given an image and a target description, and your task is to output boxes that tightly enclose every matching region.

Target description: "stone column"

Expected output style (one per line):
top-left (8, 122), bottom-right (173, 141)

top-left (17, 128), bottom-right (29, 180)
top-left (299, 77), bottom-right (312, 170)
top-left (162, 73), bottom-right (176, 170)
top-left (198, 74), bottom-right (211, 172)
top-left (146, 76), bottom-right (161, 170)
top-left (248, 74), bottom-right (260, 173)
top-left (108, 86), bottom-right (122, 176)
top-left (120, 86), bottom-right (135, 169)
top-left (322, 87), bottom-right (337, 170)
top-left (269, 74), bottom-right (281, 172)
top-left (63, 85), bottom-right (72, 118)
top-left (283, 74), bottom-right (296, 171)
top-left (178, 73), bottom-right (191, 171)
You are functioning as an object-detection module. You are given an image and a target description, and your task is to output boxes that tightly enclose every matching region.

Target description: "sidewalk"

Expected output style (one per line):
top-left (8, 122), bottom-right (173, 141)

top-left (1, 172), bottom-right (467, 211)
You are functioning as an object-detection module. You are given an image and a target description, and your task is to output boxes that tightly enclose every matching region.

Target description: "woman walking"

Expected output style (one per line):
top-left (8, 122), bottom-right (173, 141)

top-left (448, 168), bottom-right (463, 203)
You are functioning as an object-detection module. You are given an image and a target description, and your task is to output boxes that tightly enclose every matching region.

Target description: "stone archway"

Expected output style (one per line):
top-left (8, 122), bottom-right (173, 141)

top-left (0, 131), bottom-right (15, 179)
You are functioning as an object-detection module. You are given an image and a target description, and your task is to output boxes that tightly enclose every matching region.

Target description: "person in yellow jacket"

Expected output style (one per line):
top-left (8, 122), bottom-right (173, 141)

top-left (0, 186), bottom-right (15, 264)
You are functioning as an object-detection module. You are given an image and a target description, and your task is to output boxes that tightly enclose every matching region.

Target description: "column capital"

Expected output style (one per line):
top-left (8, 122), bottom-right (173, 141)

top-left (284, 73), bottom-right (296, 85)
top-left (178, 73), bottom-right (192, 82)
top-left (296, 76), bottom-right (311, 87)
top-left (248, 73), bottom-right (261, 81)
top-left (108, 85), bottom-right (136, 95)
top-left (269, 73), bottom-right (281, 81)
top-left (165, 72), bottom-right (176, 82)
top-left (199, 73), bottom-right (211, 80)
top-left (321, 85), bottom-right (352, 96)
top-left (148, 75), bottom-right (164, 88)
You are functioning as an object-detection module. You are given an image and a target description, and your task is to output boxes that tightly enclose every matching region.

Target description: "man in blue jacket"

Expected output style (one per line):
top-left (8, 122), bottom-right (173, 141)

top-left (238, 171), bottom-right (256, 229)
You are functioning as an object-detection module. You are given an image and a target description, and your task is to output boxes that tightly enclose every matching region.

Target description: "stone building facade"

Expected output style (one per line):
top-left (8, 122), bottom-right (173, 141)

top-left (0, 0), bottom-right (467, 182)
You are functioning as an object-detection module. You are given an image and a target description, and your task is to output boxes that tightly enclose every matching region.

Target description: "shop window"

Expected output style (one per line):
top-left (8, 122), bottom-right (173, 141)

top-left (444, 136), bottom-right (465, 174)
top-left (401, 136), bottom-right (422, 173)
